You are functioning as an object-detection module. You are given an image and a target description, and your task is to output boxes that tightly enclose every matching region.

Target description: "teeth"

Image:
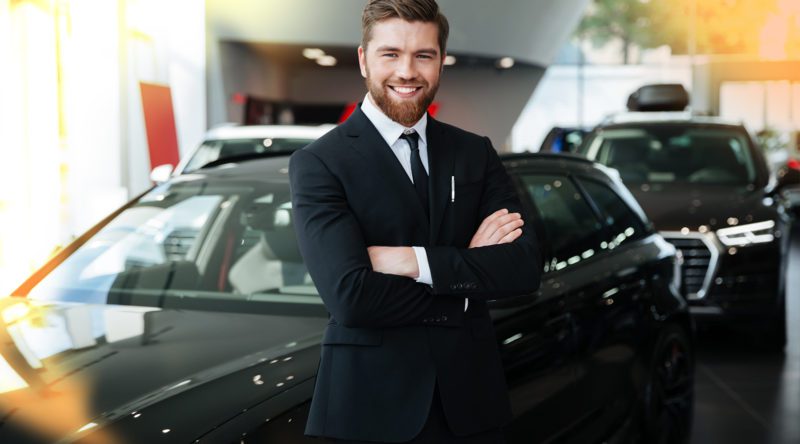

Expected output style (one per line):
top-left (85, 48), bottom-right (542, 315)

top-left (393, 86), bottom-right (417, 94)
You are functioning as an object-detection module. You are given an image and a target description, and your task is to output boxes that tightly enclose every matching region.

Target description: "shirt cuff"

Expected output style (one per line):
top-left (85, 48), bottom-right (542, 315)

top-left (412, 247), bottom-right (433, 286)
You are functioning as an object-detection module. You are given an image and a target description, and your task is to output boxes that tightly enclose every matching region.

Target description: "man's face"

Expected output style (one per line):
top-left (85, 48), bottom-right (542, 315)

top-left (358, 18), bottom-right (444, 127)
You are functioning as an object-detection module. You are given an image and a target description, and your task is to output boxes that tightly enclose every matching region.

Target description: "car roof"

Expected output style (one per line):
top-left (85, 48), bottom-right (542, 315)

top-left (599, 111), bottom-right (745, 128)
top-left (204, 124), bottom-right (336, 141)
top-left (184, 152), bottom-right (618, 187)
top-left (501, 152), bottom-right (621, 182)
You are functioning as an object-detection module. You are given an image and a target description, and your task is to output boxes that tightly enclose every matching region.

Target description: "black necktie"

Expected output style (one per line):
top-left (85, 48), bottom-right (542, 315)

top-left (400, 131), bottom-right (429, 217)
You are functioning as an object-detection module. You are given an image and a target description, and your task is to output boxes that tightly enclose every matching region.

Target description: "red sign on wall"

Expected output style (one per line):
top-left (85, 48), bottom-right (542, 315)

top-left (140, 82), bottom-right (180, 172)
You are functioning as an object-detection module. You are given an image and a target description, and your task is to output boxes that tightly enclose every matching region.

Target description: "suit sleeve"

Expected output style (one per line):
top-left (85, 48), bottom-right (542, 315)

top-left (426, 137), bottom-right (542, 300)
top-left (289, 149), bottom-right (463, 329)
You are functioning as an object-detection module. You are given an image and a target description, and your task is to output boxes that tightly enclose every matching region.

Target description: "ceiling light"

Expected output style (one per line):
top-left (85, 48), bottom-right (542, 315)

top-left (496, 57), bottom-right (515, 69)
top-left (444, 55), bottom-right (456, 66)
top-left (302, 48), bottom-right (325, 59)
top-left (317, 55), bottom-right (337, 67)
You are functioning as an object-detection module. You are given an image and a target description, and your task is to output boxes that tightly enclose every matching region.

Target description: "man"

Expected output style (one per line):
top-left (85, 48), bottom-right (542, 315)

top-left (289, 0), bottom-right (541, 442)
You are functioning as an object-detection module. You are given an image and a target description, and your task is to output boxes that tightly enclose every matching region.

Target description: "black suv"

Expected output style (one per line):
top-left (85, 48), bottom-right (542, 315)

top-left (577, 84), bottom-right (799, 349)
top-left (3, 154), bottom-right (693, 444)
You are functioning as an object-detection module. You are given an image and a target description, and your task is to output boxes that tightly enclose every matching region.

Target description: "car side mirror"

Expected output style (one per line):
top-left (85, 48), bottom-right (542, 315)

top-left (150, 164), bottom-right (174, 184)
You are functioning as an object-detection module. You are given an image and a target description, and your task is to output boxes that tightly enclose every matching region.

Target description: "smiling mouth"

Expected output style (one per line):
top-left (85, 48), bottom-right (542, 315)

top-left (389, 85), bottom-right (422, 96)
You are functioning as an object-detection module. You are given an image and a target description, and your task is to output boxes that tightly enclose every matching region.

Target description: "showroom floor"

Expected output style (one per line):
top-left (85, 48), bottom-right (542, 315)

top-left (690, 226), bottom-right (800, 444)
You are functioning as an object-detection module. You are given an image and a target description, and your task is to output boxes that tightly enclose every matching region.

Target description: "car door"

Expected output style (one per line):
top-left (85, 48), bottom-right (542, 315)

top-left (562, 176), bottom-right (657, 442)
top-left (500, 172), bottom-right (608, 443)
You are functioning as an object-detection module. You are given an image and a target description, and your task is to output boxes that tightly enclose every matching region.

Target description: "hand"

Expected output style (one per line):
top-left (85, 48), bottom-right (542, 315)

top-left (469, 209), bottom-right (524, 248)
top-left (367, 246), bottom-right (419, 279)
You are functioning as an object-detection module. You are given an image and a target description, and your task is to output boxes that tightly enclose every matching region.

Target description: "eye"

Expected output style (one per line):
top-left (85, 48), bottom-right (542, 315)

top-left (417, 54), bottom-right (433, 60)
top-left (382, 53), bottom-right (398, 58)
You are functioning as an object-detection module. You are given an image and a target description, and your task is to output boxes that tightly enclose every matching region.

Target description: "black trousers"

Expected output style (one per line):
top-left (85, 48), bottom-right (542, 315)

top-left (323, 385), bottom-right (506, 444)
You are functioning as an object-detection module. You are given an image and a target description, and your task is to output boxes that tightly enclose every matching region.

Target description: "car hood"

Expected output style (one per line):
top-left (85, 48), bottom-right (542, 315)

top-left (0, 298), bottom-right (327, 443)
top-left (627, 183), bottom-right (777, 232)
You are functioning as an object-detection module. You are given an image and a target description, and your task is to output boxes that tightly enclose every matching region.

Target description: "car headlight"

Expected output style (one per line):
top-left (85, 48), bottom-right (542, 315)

top-left (716, 220), bottom-right (775, 247)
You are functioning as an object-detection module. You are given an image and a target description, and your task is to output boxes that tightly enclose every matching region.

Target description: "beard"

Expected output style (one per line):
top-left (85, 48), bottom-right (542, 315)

top-left (366, 70), bottom-right (439, 127)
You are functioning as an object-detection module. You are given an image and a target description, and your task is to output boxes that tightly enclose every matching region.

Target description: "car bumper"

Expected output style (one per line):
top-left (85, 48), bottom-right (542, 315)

top-left (662, 232), bottom-right (785, 321)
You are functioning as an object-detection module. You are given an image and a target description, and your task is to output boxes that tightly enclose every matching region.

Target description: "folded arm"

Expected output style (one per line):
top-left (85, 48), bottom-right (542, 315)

top-left (369, 138), bottom-right (541, 300)
top-left (289, 149), bottom-right (463, 329)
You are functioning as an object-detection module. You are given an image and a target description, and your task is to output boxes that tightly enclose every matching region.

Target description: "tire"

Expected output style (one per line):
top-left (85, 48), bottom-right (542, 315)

top-left (636, 324), bottom-right (695, 444)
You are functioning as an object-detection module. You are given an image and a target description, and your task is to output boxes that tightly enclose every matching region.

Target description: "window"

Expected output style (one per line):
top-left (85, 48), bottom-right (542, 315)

top-left (519, 174), bottom-right (605, 273)
top-left (579, 179), bottom-right (648, 248)
top-left (585, 125), bottom-right (757, 185)
top-left (27, 181), bottom-right (321, 316)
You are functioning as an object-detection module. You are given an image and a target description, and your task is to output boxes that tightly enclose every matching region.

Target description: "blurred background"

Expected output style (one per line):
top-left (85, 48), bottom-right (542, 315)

top-left (1, 0), bottom-right (799, 294)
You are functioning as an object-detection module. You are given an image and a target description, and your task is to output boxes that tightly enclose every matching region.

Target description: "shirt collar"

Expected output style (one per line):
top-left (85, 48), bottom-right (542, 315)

top-left (361, 93), bottom-right (428, 147)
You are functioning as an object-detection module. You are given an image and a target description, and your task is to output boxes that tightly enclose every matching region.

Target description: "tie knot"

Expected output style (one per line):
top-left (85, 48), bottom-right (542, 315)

top-left (400, 131), bottom-right (420, 152)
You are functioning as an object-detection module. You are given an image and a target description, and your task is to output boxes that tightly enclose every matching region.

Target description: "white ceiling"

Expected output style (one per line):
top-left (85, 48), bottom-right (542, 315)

top-left (207, 0), bottom-right (590, 67)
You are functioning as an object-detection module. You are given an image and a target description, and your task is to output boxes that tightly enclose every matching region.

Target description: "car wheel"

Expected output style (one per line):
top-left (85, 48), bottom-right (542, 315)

top-left (638, 325), bottom-right (694, 444)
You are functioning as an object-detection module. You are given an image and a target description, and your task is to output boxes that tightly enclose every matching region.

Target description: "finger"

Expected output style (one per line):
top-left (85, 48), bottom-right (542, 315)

top-left (498, 228), bottom-right (522, 244)
top-left (485, 213), bottom-right (522, 238)
top-left (488, 218), bottom-right (524, 244)
top-left (476, 209), bottom-right (508, 236)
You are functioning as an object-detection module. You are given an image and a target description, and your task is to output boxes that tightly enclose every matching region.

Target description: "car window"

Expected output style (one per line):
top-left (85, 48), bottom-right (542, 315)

top-left (578, 178), bottom-right (648, 247)
top-left (26, 180), bottom-right (324, 316)
top-left (586, 125), bottom-right (757, 185)
top-left (183, 138), bottom-right (314, 173)
top-left (518, 174), bottom-right (605, 273)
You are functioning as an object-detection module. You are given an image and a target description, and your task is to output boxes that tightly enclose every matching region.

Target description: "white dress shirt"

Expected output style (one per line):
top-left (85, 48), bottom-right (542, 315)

top-left (361, 94), bottom-right (469, 311)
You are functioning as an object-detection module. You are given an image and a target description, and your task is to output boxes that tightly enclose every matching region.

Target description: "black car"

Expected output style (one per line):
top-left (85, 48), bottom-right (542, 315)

top-left (577, 85), bottom-right (798, 348)
top-left (1, 154), bottom-right (693, 444)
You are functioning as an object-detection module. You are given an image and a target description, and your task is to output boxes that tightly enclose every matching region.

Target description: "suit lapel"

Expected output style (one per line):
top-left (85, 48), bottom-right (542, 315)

top-left (427, 118), bottom-right (455, 245)
top-left (342, 106), bottom-right (430, 231)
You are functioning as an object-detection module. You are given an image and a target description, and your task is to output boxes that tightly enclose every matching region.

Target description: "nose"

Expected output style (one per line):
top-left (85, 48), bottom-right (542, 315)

top-left (395, 54), bottom-right (418, 80)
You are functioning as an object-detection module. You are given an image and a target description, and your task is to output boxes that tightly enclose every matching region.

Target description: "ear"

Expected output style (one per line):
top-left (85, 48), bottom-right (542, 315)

top-left (440, 51), bottom-right (447, 73)
top-left (358, 46), bottom-right (368, 78)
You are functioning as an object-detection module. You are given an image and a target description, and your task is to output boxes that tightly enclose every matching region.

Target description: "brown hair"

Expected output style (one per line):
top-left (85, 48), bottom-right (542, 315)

top-left (361, 0), bottom-right (449, 54)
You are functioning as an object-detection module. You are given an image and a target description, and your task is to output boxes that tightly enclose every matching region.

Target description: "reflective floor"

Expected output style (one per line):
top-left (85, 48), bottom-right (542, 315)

top-left (690, 225), bottom-right (800, 444)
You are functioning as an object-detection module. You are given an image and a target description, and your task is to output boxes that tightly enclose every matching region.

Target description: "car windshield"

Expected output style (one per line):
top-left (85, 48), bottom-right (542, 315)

top-left (25, 177), bottom-right (325, 317)
top-left (584, 125), bottom-right (757, 185)
top-left (182, 138), bottom-right (314, 173)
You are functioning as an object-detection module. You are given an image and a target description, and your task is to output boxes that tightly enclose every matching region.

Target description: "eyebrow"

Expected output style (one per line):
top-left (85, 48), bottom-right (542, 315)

top-left (374, 46), bottom-right (440, 56)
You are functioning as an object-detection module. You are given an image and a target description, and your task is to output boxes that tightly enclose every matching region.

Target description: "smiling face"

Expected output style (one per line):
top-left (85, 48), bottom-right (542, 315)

top-left (358, 18), bottom-right (444, 127)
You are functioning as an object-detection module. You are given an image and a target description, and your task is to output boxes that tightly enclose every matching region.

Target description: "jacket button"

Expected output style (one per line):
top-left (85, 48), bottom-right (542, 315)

top-left (442, 315), bottom-right (448, 322)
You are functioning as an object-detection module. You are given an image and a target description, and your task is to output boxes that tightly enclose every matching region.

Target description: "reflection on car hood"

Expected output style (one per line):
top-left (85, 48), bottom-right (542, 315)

top-left (0, 298), bottom-right (327, 443)
top-left (627, 183), bottom-right (776, 232)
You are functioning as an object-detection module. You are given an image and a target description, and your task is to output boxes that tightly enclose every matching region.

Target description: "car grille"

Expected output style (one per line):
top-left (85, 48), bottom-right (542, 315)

top-left (663, 235), bottom-right (715, 299)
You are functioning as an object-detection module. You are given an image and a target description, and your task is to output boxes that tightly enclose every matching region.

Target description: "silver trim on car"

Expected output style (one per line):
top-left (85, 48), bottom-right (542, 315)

top-left (660, 231), bottom-right (722, 300)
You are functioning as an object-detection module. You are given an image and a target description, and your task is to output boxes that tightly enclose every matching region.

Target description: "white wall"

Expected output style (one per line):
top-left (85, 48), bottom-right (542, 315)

top-left (0, 0), bottom-right (206, 295)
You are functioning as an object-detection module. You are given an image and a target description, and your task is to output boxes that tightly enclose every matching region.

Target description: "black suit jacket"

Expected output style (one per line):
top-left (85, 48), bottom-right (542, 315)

top-left (289, 106), bottom-right (541, 442)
